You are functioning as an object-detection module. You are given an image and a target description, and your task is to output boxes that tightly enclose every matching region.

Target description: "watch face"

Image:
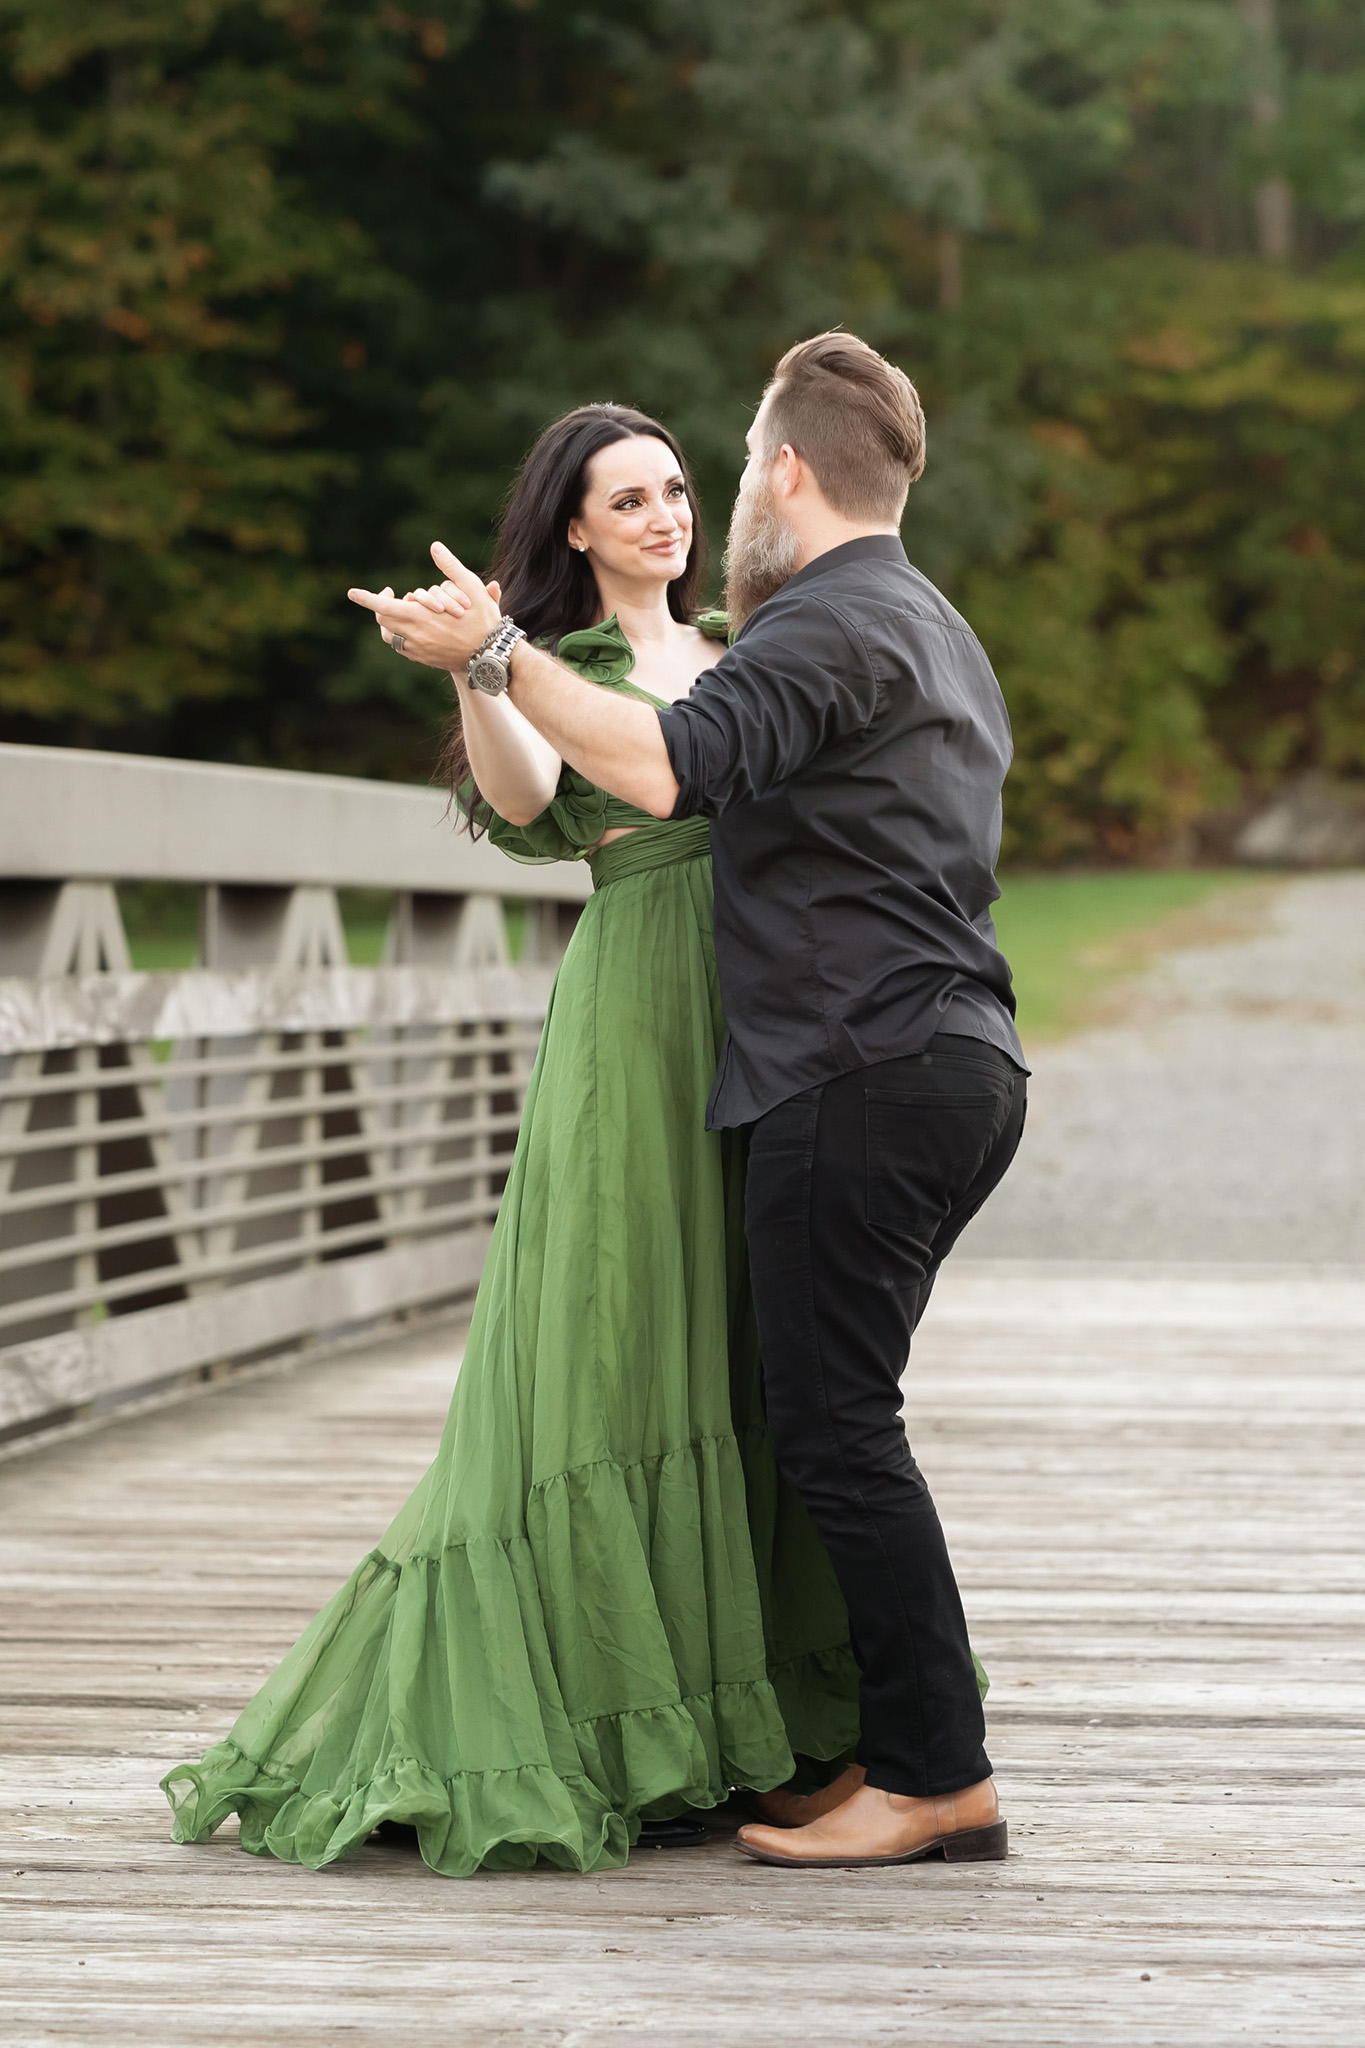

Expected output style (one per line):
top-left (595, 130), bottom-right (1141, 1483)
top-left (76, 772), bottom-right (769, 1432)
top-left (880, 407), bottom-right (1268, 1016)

top-left (468, 652), bottom-right (508, 695)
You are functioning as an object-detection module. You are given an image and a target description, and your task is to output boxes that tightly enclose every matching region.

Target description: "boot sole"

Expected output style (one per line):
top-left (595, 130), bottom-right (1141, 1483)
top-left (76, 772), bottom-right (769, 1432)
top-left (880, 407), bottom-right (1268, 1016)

top-left (733, 1817), bottom-right (1008, 1869)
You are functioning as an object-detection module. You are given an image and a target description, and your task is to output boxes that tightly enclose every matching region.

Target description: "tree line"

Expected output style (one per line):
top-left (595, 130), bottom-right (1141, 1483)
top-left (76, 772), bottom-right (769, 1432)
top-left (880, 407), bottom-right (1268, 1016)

top-left (2, 0), bottom-right (1363, 859)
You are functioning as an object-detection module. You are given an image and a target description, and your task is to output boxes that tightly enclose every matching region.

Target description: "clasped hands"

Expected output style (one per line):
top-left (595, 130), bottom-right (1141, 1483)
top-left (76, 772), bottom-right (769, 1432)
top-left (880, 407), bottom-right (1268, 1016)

top-left (348, 542), bottom-right (505, 671)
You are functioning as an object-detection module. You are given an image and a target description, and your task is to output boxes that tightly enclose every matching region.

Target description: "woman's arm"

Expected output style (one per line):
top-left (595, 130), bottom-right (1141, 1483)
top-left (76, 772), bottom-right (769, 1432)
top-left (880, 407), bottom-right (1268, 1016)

top-left (393, 581), bottom-right (562, 827)
top-left (452, 669), bottom-right (562, 827)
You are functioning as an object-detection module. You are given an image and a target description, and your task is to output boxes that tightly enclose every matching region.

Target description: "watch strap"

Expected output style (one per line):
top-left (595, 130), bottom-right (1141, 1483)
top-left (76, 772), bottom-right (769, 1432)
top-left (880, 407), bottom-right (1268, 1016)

top-left (474, 617), bottom-right (525, 662)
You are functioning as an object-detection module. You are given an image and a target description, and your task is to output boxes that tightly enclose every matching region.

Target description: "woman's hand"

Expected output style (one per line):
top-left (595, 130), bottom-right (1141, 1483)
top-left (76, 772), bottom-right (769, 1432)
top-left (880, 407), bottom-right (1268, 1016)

top-left (348, 543), bottom-right (502, 667)
top-left (347, 551), bottom-right (559, 825)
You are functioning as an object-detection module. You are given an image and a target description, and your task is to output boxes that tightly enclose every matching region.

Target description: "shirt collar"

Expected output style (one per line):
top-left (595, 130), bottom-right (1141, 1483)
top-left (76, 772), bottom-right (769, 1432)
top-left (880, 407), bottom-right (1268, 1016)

top-left (781, 533), bottom-right (908, 593)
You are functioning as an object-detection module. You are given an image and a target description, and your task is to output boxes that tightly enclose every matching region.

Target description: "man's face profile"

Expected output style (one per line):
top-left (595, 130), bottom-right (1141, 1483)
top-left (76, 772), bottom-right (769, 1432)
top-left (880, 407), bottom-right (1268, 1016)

top-left (724, 399), bottom-right (801, 630)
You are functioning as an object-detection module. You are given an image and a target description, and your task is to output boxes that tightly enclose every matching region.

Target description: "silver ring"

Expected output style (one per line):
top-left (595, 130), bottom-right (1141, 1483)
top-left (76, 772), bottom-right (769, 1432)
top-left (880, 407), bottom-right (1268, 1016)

top-left (391, 633), bottom-right (406, 655)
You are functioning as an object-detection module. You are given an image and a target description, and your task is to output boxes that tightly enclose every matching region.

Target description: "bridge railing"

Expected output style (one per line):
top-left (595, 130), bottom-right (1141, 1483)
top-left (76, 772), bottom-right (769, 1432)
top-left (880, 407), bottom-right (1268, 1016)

top-left (0, 743), bottom-right (592, 1447)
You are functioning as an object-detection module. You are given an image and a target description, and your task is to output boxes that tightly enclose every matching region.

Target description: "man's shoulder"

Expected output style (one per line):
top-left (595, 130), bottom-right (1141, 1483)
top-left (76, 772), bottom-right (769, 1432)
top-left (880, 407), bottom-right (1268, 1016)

top-left (730, 550), bottom-right (981, 663)
top-left (806, 558), bottom-right (1005, 712)
top-left (743, 547), bottom-right (969, 642)
top-left (824, 556), bottom-right (974, 641)
top-left (728, 579), bottom-right (866, 659)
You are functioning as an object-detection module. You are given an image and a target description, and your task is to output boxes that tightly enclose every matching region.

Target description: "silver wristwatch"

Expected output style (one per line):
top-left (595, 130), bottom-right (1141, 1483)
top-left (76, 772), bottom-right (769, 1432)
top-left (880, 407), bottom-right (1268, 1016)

top-left (467, 617), bottom-right (526, 695)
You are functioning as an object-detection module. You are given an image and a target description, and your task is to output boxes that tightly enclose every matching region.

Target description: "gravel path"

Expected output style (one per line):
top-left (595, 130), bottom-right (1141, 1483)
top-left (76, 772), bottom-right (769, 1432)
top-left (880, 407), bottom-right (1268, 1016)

top-left (958, 871), bottom-right (1365, 1263)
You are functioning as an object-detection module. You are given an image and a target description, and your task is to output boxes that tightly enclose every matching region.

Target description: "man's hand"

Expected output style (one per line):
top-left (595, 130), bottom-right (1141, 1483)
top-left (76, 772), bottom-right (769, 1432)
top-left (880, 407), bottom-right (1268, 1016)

top-left (347, 542), bottom-right (502, 668)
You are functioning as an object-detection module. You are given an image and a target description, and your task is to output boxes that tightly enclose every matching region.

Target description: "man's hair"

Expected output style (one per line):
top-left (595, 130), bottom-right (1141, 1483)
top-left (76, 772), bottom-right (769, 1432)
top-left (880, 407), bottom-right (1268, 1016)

top-left (759, 331), bottom-right (926, 522)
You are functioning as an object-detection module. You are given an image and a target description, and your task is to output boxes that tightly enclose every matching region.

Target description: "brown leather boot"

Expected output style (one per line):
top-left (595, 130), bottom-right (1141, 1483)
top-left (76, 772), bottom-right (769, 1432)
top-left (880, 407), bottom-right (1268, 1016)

top-left (735, 1776), bottom-right (1006, 1869)
top-left (746, 1764), bottom-right (867, 1829)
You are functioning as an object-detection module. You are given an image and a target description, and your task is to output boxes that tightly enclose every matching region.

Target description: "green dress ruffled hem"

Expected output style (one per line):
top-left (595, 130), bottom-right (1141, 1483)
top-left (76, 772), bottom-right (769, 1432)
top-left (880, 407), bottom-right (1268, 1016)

top-left (163, 1423), bottom-right (862, 1875)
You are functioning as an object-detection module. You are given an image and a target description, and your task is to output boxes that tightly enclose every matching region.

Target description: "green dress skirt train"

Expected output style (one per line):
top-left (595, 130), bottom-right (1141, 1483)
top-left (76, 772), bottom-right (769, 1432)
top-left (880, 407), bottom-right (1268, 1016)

top-left (161, 617), bottom-right (863, 1876)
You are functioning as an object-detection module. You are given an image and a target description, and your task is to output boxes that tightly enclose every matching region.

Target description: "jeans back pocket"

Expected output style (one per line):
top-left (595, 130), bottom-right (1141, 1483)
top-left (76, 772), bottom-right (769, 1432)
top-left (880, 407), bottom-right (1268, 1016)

top-left (865, 1087), bottom-right (1005, 1235)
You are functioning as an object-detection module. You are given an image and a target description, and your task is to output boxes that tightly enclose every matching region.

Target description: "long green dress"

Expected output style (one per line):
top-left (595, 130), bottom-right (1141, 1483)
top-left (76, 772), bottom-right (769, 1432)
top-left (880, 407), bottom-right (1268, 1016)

top-left (160, 614), bottom-right (861, 1876)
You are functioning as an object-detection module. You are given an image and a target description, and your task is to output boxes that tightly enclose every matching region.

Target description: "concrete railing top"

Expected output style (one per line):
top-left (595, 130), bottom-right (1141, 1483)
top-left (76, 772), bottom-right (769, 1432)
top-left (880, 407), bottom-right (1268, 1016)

top-left (0, 743), bottom-right (591, 901)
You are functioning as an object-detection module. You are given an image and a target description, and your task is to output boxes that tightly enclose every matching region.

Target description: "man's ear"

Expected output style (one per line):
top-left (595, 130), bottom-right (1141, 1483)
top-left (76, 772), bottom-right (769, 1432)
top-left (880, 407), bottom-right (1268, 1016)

top-left (775, 444), bottom-right (802, 499)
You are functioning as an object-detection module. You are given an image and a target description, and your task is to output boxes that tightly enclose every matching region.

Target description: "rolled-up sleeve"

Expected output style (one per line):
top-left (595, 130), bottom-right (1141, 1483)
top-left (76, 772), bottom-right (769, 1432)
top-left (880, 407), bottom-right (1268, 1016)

top-left (657, 593), bottom-right (878, 818)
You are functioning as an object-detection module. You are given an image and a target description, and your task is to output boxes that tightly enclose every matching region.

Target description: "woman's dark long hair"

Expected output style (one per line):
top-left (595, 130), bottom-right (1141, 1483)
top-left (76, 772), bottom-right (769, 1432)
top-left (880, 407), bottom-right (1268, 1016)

top-left (438, 403), bottom-right (708, 828)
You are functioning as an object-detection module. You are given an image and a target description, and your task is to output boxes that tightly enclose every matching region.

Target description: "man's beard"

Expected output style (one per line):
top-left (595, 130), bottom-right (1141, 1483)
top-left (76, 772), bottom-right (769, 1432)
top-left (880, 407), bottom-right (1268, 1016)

top-left (723, 471), bottom-right (801, 631)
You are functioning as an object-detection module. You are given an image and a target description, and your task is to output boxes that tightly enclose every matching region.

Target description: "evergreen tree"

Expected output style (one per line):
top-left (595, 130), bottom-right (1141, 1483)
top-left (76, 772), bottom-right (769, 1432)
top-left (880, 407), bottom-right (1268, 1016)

top-left (0, 0), bottom-right (473, 758)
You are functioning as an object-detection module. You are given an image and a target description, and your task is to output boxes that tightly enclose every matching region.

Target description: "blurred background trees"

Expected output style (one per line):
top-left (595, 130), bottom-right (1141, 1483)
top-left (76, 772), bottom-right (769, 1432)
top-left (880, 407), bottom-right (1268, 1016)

top-left (2, 0), bottom-right (1363, 857)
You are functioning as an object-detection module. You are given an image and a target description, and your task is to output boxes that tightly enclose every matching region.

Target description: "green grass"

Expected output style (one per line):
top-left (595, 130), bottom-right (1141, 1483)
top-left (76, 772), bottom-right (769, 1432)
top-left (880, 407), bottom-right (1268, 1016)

top-left (123, 934), bottom-right (199, 970)
top-left (119, 884), bottom-right (199, 971)
top-left (336, 890), bottom-right (393, 966)
top-left (334, 904), bottom-right (530, 964)
top-left (992, 868), bottom-right (1256, 1041)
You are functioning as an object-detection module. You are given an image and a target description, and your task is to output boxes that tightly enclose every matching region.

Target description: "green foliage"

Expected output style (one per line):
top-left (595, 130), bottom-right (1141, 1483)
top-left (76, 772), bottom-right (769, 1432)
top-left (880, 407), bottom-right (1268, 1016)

top-left (3, 0), bottom-right (1365, 854)
top-left (0, 3), bottom-right (325, 728)
top-left (0, 0), bottom-right (476, 755)
top-left (962, 251), bottom-right (1365, 855)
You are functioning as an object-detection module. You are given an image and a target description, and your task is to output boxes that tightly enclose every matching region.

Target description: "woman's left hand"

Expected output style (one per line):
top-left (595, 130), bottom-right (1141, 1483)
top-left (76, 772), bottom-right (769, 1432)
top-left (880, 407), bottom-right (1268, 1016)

top-left (348, 542), bottom-right (502, 666)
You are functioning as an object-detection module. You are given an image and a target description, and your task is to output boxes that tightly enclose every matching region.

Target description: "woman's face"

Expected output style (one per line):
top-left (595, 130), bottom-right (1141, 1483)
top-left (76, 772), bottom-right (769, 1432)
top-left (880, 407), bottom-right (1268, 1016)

top-left (567, 434), bottom-right (693, 590)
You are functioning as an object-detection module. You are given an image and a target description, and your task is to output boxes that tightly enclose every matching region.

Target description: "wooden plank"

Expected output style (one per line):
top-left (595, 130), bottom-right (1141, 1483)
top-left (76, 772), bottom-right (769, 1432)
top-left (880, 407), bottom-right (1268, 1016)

top-left (1, 1260), bottom-right (1363, 2046)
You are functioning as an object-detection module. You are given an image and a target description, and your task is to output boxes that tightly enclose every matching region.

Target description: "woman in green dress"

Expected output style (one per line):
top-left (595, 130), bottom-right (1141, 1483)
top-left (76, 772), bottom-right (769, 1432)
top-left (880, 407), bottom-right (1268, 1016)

top-left (161, 404), bottom-right (860, 1876)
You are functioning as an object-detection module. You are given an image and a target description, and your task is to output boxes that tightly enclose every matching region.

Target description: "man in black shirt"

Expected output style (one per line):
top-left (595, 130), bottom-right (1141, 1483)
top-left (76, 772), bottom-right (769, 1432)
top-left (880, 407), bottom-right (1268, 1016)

top-left (353, 333), bottom-right (1026, 1871)
top-left (659, 528), bottom-right (1024, 1126)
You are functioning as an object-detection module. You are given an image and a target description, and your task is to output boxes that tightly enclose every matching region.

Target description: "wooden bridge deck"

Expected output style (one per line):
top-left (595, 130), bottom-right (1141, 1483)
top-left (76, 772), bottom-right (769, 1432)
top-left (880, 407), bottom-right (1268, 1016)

top-left (2, 1260), bottom-right (1363, 2046)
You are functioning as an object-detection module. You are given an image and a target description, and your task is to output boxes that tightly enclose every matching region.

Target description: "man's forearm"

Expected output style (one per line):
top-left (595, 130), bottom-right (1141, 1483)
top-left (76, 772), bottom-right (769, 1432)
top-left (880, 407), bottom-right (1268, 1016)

top-left (507, 642), bottom-right (680, 818)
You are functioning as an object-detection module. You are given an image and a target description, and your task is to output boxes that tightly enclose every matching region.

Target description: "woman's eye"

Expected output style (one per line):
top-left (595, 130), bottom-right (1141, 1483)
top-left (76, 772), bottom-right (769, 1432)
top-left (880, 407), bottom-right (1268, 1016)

top-left (667, 484), bottom-right (686, 499)
top-left (613, 497), bottom-right (641, 511)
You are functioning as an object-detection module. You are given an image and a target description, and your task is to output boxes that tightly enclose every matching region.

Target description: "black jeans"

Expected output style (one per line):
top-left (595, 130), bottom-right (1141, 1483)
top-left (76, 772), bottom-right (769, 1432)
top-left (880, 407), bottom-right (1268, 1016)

top-left (745, 1034), bottom-right (1026, 1798)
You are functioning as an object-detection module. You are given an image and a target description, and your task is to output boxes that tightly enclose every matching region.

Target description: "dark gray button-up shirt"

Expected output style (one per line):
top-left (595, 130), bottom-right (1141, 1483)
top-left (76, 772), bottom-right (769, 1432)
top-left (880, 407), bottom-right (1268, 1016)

top-left (657, 535), bottom-right (1026, 1130)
